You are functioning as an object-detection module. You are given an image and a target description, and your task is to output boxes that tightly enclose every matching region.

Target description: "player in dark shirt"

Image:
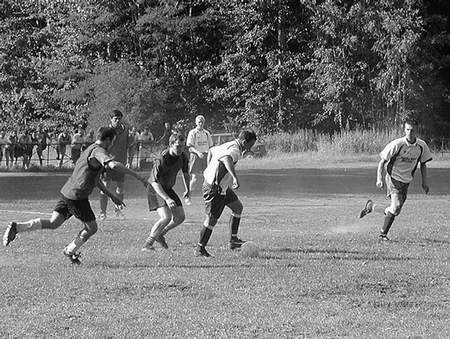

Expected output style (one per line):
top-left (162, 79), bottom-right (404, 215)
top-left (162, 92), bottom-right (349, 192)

top-left (142, 133), bottom-right (191, 251)
top-left (3, 127), bottom-right (147, 264)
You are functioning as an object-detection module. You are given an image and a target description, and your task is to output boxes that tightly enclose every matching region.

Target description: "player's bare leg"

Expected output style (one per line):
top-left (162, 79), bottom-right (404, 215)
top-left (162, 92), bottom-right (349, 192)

top-left (63, 220), bottom-right (98, 264)
top-left (4, 211), bottom-right (65, 246)
top-left (114, 181), bottom-right (125, 217)
top-left (227, 199), bottom-right (245, 250)
top-left (160, 206), bottom-right (186, 246)
top-left (189, 173), bottom-right (200, 191)
top-left (142, 206), bottom-right (171, 251)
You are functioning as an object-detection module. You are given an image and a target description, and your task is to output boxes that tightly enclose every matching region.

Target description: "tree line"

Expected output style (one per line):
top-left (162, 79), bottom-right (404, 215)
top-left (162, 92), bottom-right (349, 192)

top-left (0, 0), bottom-right (449, 137)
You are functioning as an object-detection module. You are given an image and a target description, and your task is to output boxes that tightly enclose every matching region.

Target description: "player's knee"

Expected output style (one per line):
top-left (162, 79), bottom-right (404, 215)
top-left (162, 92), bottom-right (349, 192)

top-left (160, 217), bottom-right (171, 226)
top-left (79, 223), bottom-right (97, 240)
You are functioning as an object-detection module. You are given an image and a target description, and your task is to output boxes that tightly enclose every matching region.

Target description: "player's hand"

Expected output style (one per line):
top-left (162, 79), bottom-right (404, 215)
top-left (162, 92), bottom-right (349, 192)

top-left (165, 197), bottom-right (176, 209)
top-left (232, 178), bottom-right (240, 190)
top-left (376, 179), bottom-right (383, 189)
top-left (422, 184), bottom-right (429, 194)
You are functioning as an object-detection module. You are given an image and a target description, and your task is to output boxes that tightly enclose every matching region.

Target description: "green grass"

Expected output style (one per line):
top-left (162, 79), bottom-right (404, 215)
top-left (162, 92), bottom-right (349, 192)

top-left (1, 193), bottom-right (449, 338)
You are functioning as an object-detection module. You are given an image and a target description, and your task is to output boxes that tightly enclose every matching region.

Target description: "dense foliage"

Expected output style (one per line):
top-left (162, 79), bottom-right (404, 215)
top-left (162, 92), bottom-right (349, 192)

top-left (0, 0), bottom-right (449, 136)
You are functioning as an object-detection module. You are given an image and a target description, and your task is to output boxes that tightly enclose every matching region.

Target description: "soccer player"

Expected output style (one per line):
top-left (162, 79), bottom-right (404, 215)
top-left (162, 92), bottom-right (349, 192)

top-left (3, 127), bottom-right (148, 264)
top-left (359, 117), bottom-right (432, 240)
top-left (142, 133), bottom-right (190, 251)
top-left (195, 129), bottom-right (257, 257)
top-left (99, 110), bottom-right (132, 220)
top-left (186, 115), bottom-right (214, 191)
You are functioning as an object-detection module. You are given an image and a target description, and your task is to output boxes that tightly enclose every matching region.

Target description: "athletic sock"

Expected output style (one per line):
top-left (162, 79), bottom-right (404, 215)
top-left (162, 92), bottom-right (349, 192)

top-left (65, 236), bottom-right (86, 254)
top-left (381, 212), bottom-right (395, 235)
top-left (16, 219), bottom-right (42, 233)
top-left (229, 214), bottom-right (241, 241)
top-left (199, 227), bottom-right (212, 247)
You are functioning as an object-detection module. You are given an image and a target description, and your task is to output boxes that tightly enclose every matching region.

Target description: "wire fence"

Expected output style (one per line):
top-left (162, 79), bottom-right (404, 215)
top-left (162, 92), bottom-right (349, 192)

top-left (0, 133), bottom-right (236, 171)
top-left (0, 142), bottom-right (163, 170)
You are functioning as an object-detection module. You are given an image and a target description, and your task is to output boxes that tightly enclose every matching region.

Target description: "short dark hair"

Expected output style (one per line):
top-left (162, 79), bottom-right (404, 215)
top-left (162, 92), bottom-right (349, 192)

top-left (403, 116), bottom-right (418, 127)
top-left (237, 129), bottom-right (257, 143)
top-left (97, 127), bottom-right (116, 141)
top-left (169, 132), bottom-right (185, 145)
top-left (110, 109), bottom-right (123, 119)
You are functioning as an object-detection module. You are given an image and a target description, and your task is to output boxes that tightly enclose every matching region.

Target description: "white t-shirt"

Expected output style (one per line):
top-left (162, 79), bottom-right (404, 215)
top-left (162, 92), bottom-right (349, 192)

top-left (187, 128), bottom-right (213, 153)
top-left (380, 136), bottom-right (432, 183)
top-left (203, 140), bottom-right (242, 194)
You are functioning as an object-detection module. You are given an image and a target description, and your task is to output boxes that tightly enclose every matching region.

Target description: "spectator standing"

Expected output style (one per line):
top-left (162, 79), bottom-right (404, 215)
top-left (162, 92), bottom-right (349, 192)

top-left (186, 115), bottom-right (214, 191)
top-left (57, 130), bottom-right (71, 168)
top-left (127, 126), bottom-right (138, 168)
top-left (136, 127), bottom-right (154, 168)
top-left (71, 129), bottom-right (84, 164)
top-left (18, 130), bottom-right (33, 169)
top-left (0, 131), bottom-right (6, 166)
top-left (4, 131), bottom-right (17, 168)
top-left (99, 110), bottom-right (132, 220)
top-left (32, 130), bottom-right (48, 167)
top-left (157, 122), bottom-right (172, 147)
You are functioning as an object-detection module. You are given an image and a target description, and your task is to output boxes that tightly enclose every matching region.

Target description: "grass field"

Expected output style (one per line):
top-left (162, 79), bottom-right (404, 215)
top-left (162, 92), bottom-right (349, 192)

top-left (1, 169), bottom-right (449, 338)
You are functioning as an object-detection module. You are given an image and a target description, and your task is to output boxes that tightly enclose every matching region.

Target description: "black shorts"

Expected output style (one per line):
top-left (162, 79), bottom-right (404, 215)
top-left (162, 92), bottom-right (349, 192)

top-left (203, 183), bottom-right (238, 220)
top-left (189, 152), bottom-right (208, 174)
top-left (147, 186), bottom-right (182, 211)
top-left (54, 195), bottom-right (96, 222)
top-left (103, 168), bottom-right (125, 183)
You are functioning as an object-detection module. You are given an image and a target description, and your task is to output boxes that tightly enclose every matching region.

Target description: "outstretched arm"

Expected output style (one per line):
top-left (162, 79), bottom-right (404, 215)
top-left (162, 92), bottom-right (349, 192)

top-left (106, 160), bottom-right (147, 186)
top-left (97, 181), bottom-right (125, 208)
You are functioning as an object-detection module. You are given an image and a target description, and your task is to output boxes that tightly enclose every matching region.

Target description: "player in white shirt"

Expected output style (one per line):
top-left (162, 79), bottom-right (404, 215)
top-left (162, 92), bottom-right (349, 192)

top-left (359, 118), bottom-right (432, 240)
top-left (186, 115), bottom-right (213, 191)
top-left (195, 130), bottom-right (256, 257)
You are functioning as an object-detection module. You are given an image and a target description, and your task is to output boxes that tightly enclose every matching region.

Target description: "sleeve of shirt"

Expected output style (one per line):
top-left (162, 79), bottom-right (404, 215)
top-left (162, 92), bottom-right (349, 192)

top-left (420, 142), bottom-right (433, 163)
top-left (379, 141), bottom-right (398, 161)
top-left (90, 147), bottom-right (115, 167)
top-left (186, 130), bottom-right (195, 147)
top-left (149, 158), bottom-right (163, 183)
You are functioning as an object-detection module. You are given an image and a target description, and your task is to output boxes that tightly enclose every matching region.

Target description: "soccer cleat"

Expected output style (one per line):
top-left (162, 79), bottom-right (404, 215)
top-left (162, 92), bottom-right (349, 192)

top-left (229, 237), bottom-right (246, 250)
top-left (98, 212), bottom-right (107, 221)
top-left (63, 249), bottom-right (81, 265)
top-left (3, 222), bottom-right (18, 246)
top-left (155, 234), bottom-right (169, 249)
top-left (195, 244), bottom-right (211, 257)
top-left (359, 199), bottom-right (374, 218)
top-left (378, 234), bottom-right (390, 241)
top-left (141, 243), bottom-right (155, 252)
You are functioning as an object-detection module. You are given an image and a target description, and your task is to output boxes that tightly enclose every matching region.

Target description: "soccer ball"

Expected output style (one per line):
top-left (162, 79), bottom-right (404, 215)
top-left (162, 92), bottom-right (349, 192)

top-left (240, 241), bottom-right (259, 258)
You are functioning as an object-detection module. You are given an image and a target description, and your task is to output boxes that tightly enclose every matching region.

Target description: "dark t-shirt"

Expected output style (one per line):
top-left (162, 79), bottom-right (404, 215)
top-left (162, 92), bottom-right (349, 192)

top-left (149, 149), bottom-right (189, 190)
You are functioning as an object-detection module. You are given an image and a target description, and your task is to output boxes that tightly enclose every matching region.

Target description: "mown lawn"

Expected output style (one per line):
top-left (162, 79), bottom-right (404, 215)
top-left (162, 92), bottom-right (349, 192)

top-left (1, 192), bottom-right (449, 338)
